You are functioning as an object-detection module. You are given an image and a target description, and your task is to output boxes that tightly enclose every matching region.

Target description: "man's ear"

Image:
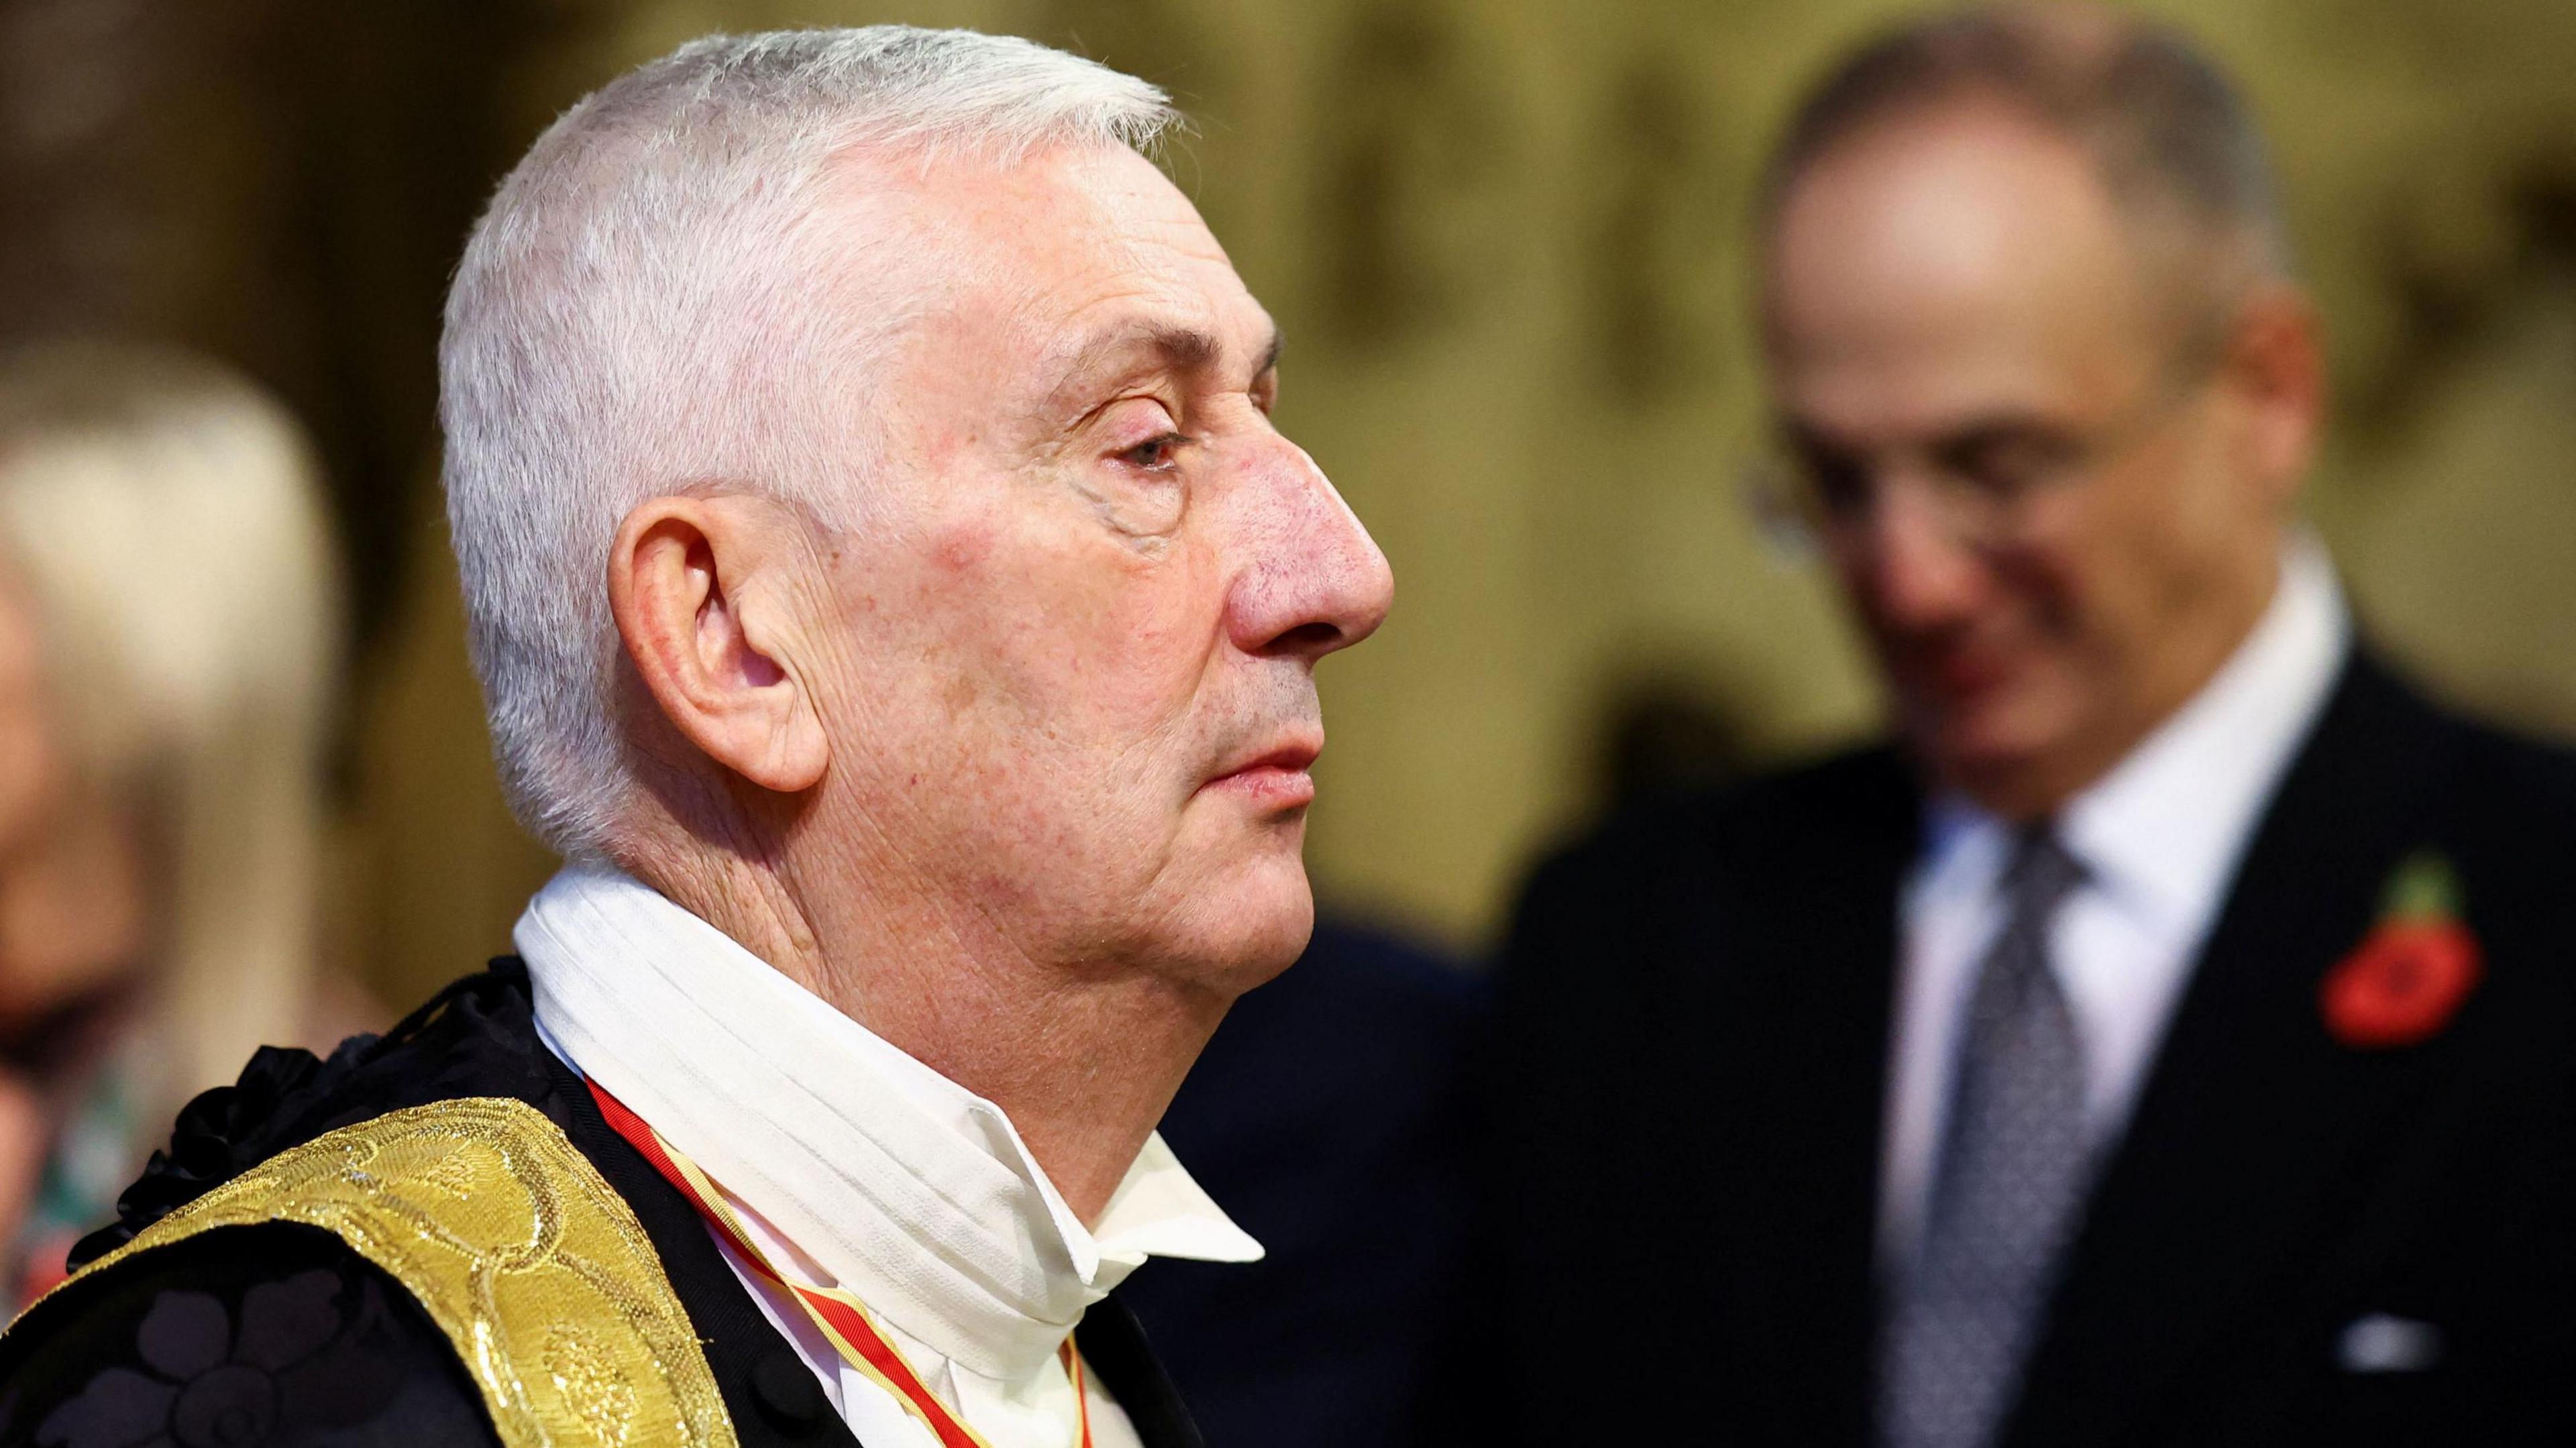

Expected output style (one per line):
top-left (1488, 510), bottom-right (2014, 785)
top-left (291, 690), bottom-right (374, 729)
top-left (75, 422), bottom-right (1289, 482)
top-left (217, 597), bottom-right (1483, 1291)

top-left (2222, 284), bottom-right (2327, 508)
top-left (606, 495), bottom-right (829, 795)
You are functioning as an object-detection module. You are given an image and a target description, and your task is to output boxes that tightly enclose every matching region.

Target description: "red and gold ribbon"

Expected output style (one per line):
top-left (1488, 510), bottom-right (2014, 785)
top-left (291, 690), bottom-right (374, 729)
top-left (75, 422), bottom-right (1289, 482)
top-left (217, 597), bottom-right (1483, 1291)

top-left (588, 1079), bottom-right (1093, 1448)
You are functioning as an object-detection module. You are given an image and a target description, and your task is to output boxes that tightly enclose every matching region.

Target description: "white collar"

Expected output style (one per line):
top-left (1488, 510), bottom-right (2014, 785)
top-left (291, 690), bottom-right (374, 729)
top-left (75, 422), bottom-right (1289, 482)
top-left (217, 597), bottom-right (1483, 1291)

top-left (1922, 533), bottom-right (2351, 938)
top-left (513, 865), bottom-right (1262, 1382)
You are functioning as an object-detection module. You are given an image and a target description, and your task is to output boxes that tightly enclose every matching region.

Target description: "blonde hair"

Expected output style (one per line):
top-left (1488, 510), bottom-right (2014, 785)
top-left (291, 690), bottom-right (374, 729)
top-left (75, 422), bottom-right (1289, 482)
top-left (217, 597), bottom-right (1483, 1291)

top-left (0, 341), bottom-right (342, 1104)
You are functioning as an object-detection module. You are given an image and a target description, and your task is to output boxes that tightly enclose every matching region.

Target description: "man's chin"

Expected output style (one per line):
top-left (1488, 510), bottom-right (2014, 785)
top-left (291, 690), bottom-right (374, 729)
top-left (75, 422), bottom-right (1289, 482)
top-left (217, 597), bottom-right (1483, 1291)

top-left (1166, 862), bottom-right (1316, 995)
top-left (1913, 701), bottom-right (2063, 810)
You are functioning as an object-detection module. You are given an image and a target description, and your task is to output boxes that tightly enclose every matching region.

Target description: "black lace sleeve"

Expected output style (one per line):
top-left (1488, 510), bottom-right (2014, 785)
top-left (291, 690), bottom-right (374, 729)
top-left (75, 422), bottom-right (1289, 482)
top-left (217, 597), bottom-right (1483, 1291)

top-left (0, 1222), bottom-right (500, 1448)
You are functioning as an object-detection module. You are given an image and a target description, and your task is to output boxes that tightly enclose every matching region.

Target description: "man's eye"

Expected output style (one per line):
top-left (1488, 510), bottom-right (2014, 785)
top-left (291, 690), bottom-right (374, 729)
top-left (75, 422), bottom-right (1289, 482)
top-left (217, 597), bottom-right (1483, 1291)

top-left (1796, 447), bottom-right (1873, 516)
top-left (1942, 433), bottom-right (2075, 499)
top-left (1120, 433), bottom-right (1187, 471)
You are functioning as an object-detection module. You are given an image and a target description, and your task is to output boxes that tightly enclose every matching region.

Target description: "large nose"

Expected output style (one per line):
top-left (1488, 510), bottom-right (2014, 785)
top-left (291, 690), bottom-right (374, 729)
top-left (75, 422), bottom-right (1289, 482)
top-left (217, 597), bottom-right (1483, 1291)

top-left (1226, 438), bottom-right (1393, 662)
top-left (1845, 472), bottom-right (1986, 635)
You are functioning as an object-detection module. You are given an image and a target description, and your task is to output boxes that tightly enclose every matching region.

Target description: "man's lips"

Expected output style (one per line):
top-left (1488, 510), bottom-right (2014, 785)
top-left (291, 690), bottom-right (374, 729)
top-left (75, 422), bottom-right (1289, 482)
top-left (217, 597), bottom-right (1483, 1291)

top-left (1890, 634), bottom-right (2014, 702)
top-left (1203, 740), bottom-right (1322, 808)
top-left (1925, 649), bottom-right (2009, 700)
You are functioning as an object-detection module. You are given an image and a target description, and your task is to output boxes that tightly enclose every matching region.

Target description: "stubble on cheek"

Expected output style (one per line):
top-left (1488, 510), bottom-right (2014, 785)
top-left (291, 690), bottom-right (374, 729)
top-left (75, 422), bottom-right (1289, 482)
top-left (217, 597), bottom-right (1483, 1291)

top-left (892, 504), bottom-right (1219, 844)
top-left (886, 433), bottom-right (1240, 789)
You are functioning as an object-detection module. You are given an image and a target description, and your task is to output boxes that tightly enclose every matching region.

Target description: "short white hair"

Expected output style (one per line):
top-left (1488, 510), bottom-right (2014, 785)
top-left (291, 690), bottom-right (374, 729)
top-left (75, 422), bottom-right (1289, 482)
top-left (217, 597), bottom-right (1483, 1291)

top-left (440, 27), bottom-right (1179, 856)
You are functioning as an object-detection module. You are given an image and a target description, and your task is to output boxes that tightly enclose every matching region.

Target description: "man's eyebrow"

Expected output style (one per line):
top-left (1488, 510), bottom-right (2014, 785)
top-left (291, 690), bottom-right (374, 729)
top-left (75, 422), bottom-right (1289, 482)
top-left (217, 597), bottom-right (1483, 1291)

top-left (1147, 325), bottom-right (1221, 373)
top-left (1782, 408), bottom-right (2061, 457)
top-left (1050, 322), bottom-right (1284, 404)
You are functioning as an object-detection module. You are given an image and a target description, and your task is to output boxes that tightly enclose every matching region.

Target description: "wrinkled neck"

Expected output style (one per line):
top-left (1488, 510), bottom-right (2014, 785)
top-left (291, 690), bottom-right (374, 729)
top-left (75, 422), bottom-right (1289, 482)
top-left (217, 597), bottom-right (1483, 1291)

top-left (613, 823), bottom-right (1224, 1225)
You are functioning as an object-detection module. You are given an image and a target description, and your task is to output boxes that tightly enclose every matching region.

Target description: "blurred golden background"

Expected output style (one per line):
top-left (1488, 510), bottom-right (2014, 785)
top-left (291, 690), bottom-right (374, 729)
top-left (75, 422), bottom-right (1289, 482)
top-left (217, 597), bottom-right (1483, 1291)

top-left (6, 0), bottom-right (2573, 1007)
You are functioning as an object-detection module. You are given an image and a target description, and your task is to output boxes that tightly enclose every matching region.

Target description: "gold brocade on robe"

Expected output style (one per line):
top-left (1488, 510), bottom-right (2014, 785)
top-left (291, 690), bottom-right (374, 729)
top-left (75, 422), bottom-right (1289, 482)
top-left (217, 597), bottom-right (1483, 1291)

top-left (24, 1097), bottom-right (739, 1448)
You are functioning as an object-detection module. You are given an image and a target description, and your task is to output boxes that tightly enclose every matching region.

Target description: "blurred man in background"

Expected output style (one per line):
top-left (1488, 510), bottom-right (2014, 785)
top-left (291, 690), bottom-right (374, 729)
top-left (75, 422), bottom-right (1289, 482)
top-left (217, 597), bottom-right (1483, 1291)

top-left (1486, 6), bottom-right (2576, 1446)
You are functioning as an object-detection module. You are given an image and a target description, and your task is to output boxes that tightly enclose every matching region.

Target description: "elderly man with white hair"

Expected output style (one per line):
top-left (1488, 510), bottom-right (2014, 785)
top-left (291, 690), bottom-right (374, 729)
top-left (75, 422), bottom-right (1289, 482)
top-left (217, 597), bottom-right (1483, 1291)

top-left (0, 26), bottom-right (1390, 1448)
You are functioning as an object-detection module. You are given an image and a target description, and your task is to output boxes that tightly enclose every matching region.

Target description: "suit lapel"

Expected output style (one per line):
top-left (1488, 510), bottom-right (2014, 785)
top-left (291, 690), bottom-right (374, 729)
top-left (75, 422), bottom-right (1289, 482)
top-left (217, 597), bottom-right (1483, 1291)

top-left (1704, 749), bottom-right (1919, 1444)
top-left (1079, 1297), bottom-right (1203, 1448)
top-left (2004, 657), bottom-right (2473, 1446)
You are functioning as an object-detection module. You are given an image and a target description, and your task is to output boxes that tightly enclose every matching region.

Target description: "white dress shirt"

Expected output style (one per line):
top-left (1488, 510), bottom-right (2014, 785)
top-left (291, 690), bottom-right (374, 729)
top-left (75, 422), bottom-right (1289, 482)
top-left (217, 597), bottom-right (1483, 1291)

top-left (1878, 536), bottom-right (2352, 1269)
top-left (514, 866), bottom-right (1264, 1448)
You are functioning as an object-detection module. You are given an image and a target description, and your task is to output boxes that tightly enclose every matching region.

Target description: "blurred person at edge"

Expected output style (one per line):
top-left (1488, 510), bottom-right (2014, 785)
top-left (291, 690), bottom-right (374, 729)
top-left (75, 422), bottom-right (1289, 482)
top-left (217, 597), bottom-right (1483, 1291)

top-left (0, 27), bottom-right (1390, 1448)
top-left (0, 343), bottom-right (347, 1311)
top-left (1482, 7), bottom-right (2576, 1447)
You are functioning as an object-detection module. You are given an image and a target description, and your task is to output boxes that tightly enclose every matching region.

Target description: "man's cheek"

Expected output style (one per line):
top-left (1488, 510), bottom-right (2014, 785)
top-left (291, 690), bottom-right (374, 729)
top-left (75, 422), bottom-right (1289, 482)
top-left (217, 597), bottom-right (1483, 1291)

top-left (1059, 576), bottom-right (1221, 737)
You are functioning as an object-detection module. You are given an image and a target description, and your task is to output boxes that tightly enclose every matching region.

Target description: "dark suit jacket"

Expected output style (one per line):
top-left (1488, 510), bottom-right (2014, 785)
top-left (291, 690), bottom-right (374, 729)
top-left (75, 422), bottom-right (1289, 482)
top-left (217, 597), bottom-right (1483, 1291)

top-left (1121, 918), bottom-right (1485, 1448)
top-left (1480, 654), bottom-right (2576, 1447)
top-left (0, 962), bottom-right (1205, 1448)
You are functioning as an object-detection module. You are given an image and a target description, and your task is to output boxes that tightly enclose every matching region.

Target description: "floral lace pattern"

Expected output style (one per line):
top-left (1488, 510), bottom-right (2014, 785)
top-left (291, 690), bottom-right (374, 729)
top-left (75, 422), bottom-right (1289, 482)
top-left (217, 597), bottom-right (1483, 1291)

top-left (36, 1262), bottom-right (476, 1448)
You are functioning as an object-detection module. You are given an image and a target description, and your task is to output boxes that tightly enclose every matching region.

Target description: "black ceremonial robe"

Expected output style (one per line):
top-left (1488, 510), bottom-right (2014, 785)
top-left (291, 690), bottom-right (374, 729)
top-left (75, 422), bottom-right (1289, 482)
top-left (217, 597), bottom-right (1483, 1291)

top-left (0, 962), bottom-right (1205, 1448)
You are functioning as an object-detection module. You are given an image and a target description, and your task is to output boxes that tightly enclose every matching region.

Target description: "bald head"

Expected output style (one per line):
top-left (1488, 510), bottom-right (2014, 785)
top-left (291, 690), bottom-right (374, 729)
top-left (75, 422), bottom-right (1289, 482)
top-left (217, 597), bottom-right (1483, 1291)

top-left (1763, 3), bottom-right (2288, 341)
top-left (1766, 103), bottom-right (2167, 444)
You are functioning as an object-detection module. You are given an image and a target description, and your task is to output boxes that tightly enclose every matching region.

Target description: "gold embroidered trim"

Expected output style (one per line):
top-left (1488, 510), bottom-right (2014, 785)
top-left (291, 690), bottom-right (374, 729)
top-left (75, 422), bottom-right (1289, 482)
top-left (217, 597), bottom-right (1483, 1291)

top-left (45, 1097), bottom-right (738, 1448)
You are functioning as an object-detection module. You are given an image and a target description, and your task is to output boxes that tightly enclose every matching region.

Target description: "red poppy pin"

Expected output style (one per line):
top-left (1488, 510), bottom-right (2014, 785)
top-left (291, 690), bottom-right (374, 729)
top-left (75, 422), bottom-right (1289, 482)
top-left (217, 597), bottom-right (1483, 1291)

top-left (2320, 850), bottom-right (2483, 1050)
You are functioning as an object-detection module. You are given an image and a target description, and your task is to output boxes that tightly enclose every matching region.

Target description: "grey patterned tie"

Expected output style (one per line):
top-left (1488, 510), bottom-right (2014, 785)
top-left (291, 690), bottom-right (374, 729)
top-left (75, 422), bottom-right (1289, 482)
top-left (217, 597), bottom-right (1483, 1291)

top-left (1882, 827), bottom-right (2091, 1448)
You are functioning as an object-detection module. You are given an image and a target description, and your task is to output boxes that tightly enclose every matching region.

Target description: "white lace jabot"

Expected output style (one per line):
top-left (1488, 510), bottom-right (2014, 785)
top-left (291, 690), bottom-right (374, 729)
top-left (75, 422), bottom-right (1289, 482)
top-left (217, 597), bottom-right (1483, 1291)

top-left (513, 864), bottom-right (1260, 1447)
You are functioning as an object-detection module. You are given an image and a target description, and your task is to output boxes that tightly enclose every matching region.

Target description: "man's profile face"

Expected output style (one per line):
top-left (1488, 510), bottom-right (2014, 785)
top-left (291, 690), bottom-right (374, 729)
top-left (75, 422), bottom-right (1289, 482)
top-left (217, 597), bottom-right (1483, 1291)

top-left (1762, 103), bottom-right (2298, 816)
top-left (803, 144), bottom-right (1390, 994)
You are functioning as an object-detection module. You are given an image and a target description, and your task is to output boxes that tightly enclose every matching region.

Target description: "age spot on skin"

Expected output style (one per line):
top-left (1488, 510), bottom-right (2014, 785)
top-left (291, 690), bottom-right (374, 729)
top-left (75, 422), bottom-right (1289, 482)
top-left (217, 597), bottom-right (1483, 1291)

top-left (934, 522), bottom-right (996, 574)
